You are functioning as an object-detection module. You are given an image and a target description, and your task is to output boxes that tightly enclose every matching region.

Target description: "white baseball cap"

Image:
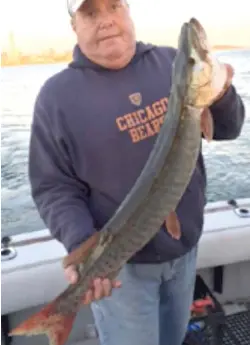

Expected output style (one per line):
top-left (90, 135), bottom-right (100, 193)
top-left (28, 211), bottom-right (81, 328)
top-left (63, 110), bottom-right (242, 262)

top-left (67, 0), bottom-right (86, 16)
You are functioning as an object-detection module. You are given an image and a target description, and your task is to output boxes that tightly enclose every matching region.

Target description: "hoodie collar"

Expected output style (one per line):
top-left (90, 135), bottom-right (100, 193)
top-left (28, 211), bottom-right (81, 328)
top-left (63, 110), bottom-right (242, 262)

top-left (69, 41), bottom-right (155, 70)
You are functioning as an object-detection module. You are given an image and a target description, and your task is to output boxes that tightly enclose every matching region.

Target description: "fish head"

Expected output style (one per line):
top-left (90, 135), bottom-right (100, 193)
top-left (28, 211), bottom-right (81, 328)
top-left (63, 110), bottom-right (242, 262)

top-left (186, 17), bottom-right (228, 108)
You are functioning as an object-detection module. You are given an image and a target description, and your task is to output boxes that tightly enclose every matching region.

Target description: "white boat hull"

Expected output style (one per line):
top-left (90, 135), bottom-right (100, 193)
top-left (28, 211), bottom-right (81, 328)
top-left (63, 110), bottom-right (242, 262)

top-left (2, 198), bottom-right (250, 345)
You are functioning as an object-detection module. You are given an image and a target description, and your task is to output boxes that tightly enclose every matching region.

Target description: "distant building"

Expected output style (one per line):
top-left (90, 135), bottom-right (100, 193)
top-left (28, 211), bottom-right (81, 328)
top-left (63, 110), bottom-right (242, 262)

top-left (7, 31), bottom-right (20, 63)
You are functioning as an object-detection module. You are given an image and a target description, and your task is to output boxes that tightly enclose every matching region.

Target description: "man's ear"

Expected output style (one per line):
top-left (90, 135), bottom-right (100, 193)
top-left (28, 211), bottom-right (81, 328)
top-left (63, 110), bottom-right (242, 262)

top-left (71, 16), bottom-right (76, 32)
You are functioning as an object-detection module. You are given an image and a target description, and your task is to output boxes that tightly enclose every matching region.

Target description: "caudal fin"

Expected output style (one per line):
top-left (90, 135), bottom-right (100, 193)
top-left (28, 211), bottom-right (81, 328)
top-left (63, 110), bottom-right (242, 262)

top-left (9, 299), bottom-right (77, 345)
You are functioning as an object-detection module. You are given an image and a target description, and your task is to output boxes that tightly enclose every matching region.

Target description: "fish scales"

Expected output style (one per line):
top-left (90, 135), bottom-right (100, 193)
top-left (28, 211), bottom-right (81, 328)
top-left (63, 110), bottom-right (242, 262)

top-left (56, 22), bottom-right (201, 313)
top-left (10, 17), bottom-right (223, 345)
top-left (59, 109), bottom-right (201, 313)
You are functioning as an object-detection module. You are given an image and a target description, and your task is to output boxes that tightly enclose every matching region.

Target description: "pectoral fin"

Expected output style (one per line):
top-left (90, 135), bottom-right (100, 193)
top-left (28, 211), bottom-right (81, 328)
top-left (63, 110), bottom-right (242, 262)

top-left (165, 211), bottom-right (181, 240)
top-left (201, 108), bottom-right (214, 142)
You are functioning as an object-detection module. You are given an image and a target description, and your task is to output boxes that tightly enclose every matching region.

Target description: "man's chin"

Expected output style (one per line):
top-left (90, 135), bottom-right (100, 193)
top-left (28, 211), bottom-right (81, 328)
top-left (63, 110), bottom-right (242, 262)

top-left (94, 40), bottom-right (135, 68)
top-left (99, 39), bottom-right (126, 56)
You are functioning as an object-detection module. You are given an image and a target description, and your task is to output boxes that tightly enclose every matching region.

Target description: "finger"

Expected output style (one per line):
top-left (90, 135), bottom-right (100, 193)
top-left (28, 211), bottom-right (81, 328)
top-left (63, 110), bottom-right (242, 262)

top-left (112, 280), bottom-right (122, 288)
top-left (64, 265), bottom-right (78, 284)
top-left (93, 278), bottom-right (103, 300)
top-left (82, 289), bottom-right (93, 305)
top-left (102, 279), bottom-right (112, 297)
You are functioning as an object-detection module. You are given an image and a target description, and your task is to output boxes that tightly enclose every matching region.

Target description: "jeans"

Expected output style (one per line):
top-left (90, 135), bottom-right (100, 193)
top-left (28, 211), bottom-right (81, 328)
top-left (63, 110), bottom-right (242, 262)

top-left (91, 246), bottom-right (197, 345)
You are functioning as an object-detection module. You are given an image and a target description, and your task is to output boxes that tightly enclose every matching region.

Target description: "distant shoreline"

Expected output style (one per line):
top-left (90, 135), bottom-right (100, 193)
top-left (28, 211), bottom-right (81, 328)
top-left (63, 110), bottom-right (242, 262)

top-left (1, 46), bottom-right (249, 67)
top-left (212, 45), bottom-right (249, 51)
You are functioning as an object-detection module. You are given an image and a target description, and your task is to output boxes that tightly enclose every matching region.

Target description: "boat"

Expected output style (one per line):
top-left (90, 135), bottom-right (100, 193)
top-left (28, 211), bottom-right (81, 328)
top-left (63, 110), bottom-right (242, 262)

top-left (1, 197), bottom-right (250, 345)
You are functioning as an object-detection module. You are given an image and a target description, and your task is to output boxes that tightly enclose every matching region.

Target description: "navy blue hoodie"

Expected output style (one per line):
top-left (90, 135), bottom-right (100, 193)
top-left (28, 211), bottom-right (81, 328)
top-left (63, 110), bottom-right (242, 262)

top-left (29, 42), bottom-right (245, 263)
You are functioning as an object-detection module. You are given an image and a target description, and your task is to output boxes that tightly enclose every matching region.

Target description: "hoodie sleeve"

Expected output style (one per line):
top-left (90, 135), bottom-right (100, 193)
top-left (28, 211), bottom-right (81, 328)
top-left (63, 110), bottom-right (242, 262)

top-left (29, 93), bottom-right (95, 253)
top-left (209, 84), bottom-right (245, 140)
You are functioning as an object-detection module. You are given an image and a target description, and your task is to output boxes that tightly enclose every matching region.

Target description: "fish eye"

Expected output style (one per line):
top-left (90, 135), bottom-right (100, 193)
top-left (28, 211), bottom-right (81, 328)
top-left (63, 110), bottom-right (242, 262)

top-left (188, 57), bottom-right (196, 65)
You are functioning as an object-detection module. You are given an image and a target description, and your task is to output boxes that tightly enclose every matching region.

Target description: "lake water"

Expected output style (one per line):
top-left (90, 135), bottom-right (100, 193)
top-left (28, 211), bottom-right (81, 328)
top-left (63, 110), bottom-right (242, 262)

top-left (1, 50), bottom-right (250, 237)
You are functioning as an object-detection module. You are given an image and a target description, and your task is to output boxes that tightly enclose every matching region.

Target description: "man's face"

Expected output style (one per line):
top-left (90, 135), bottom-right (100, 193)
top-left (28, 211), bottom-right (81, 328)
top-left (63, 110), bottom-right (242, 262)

top-left (72, 0), bottom-right (135, 62)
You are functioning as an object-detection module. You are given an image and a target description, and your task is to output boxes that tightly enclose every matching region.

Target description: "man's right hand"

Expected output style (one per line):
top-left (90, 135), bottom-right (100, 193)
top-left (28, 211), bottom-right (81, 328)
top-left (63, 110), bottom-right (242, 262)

top-left (64, 265), bottom-right (122, 304)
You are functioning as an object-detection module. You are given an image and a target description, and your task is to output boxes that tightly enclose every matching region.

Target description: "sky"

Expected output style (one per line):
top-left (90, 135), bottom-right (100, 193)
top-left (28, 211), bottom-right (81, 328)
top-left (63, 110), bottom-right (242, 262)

top-left (1, 0), bottom-right (250, 54)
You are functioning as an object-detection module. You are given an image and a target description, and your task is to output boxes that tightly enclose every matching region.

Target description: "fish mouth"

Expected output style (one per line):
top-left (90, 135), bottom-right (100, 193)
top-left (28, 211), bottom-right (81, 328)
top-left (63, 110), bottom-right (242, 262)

top-left (185, 18), bottom-right (215, 108)
top-left (188, 17), bottom-right (210, 61)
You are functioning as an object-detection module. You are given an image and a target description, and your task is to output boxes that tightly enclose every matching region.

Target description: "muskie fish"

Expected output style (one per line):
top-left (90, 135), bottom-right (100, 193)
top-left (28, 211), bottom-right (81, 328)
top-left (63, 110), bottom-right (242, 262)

top-left (10, 18), bottom-right (229, 345)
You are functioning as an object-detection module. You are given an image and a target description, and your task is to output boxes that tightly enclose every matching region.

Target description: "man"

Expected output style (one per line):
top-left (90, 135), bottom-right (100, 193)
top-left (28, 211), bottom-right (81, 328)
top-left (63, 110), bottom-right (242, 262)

top-left (29, 0), bottom-right (245, 344)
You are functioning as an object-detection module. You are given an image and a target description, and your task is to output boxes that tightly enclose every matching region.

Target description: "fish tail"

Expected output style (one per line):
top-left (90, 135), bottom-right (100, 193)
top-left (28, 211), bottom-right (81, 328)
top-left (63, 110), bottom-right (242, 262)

top-left (9, 299), bottom-right (77, 345)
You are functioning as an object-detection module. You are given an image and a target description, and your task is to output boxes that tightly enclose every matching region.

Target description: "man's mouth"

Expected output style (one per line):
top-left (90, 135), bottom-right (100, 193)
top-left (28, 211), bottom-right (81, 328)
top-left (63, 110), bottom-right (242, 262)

top-left (98, 34), bottom-right (120, 42)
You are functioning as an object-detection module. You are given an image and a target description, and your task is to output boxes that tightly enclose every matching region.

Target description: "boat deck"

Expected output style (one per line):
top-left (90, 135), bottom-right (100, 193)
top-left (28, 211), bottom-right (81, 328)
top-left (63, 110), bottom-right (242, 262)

top-left (184, 304), bottom-right (250, 345)
top-left (224, 310), bottom-right (250, 345)
top-left (76, 305), bottom-right (250, 345)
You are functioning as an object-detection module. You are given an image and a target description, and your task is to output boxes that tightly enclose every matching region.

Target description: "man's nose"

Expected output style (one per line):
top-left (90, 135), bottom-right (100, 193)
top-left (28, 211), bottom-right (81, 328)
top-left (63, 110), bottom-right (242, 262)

top-left (98, 10), bottom-right (115, 29)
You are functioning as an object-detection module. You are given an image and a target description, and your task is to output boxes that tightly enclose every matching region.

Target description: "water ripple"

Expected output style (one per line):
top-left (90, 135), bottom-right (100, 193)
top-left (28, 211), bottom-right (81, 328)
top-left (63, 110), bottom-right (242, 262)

top-left (1, 53), bottom-right (250, 236)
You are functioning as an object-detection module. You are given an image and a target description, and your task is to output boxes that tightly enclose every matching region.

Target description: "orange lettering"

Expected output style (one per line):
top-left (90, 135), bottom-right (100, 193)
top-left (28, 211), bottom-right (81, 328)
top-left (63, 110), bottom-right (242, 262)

top-left (137, 125), bottom-right (148, 140)
top-left (158, 115), bottom-right (164, 125)
top-left (129, 128), bottom-right (141, 143)
top-left (131, 112), bottom-right (141, 126)
top-left (124, 114), bottom-right (136, 128)
top-left (145, 106), bottom-right (156, 120)
top-left (152, 101), bottom-right (164, 117)
top-left (136, 110), bottom-right (147, 124)
top-left (116, 117), bottom-right (127, 131)
top-left (160, 97), bottom-right (168, 112)
top-left (151, 118), bottom-right (161, 133)
top-left (145, 122), bottom-right (156, 137)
